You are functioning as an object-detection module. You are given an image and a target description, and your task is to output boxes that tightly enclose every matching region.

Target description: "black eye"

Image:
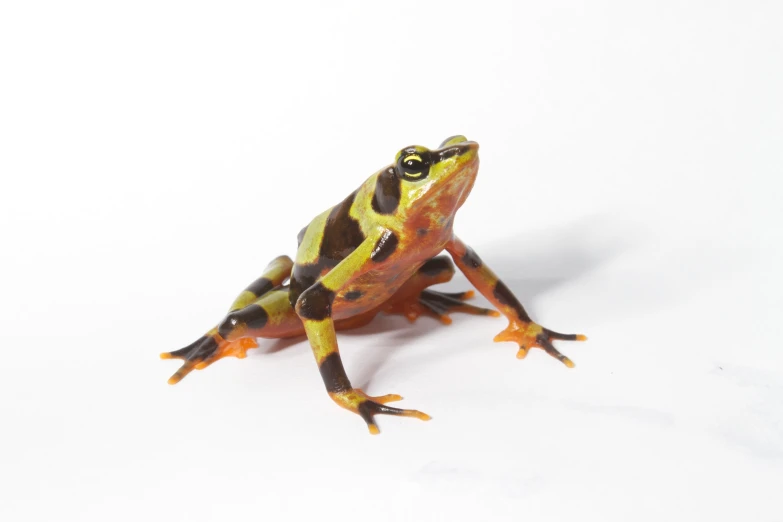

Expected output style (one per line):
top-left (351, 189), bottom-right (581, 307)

top-left (402, 157), bottom-right (424, 173)
top-left (396, 151), bottom-right (430, 181)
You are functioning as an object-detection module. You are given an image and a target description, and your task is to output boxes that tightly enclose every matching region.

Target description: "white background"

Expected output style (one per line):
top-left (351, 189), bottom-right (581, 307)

top-left (1, 1), bottom-right (781, 521)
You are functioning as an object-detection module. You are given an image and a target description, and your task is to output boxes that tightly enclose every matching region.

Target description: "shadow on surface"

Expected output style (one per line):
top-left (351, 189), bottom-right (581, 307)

top-left (350, 214), bottom-right (634, 388)
top-left (471, 213), bottom-right (632, 316)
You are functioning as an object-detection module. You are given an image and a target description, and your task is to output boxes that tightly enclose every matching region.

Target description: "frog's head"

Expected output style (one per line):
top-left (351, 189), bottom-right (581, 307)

top-left (379, 135), bottom-right (479, 225)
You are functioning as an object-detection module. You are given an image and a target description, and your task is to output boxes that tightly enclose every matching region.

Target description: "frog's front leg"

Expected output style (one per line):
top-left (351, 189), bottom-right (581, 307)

top-left (445, 236), bottom-right (587, 367)
top-left (295, 232), bottom-right (430, 434)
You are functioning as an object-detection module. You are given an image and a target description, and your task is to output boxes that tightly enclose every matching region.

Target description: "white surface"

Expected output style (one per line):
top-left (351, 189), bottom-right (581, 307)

top-left (1, 1), bottom-right (781, 521)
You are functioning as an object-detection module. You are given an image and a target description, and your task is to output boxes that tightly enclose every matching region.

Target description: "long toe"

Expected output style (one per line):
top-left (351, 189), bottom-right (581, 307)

top-left (420, 290), bottom-right (499, 318)
top-left (494, 321), bottom-right (586, 367)
top-left (160, 336), bottom-right (207, 360)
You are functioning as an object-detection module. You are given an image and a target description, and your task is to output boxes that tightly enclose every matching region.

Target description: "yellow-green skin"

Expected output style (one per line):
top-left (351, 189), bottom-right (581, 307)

top-left (161, 135), bottom-right (586, 434)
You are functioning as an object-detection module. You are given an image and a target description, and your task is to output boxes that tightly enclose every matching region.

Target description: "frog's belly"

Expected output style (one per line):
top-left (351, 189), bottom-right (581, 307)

top-left (331, 262), bottom-right (423, 320)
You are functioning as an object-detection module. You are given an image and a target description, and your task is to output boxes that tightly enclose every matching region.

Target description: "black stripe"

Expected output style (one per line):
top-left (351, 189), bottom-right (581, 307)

top-left (169, 336), bottom-right (219, 361)
top-left (217, 304), bottom-right (269, 338)
top-left (356, 400), bottom-right (378, 427)
top-left (435, 143), bottom-right (472, 163)
top-left (419, 256), bottom-right (453, 276)
top-left (239, 304), bottom-right (270, 330)
top-left (320, 190), bottom-right (366, 262)
top-left (296, 282), bottom-right (336, 320)
top-left (318, 352), bottom-right (352, 393)
top-left (245, 277), bottom-right (273, 297)
top-left (344, 290), bottom-right (363, 301)
top-left (186, 336), bottom-right (219, 361)
top-left (289, 192), bottom-right (364, 308)
top-left (492, 281), bottom-right (531, 322)
top-left (371, 230), bottom-right (399, 263)
top-left (168, 336), bottom-right (206, 359)
top-left (371, 167), bottom-right (401, 214)
top-left (217, 315), bottom-right (236, 339)
top-left (461, 247), bottom-right (483, 269)
top-left (288, 263), bottom-right (323, 309)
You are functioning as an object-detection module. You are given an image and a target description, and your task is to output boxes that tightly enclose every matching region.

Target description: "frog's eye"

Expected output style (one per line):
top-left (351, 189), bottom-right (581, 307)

top-left (397, 152), bottom-right (431, 181)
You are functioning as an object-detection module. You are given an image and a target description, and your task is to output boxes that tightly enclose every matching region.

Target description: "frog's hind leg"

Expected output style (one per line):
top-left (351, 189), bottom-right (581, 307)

top-left (384, 255), bottom-right (500, 325)
top-left (161, 255), bottom-right (305, 384)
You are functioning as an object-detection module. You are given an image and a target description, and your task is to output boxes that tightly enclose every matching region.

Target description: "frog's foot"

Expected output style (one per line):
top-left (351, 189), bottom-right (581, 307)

top-left (329, 388), bottom-right (431, 435)
top-left (386, 289), bottom-right (500, 325)
top-left (494, 322), bottom-right (587, 367)
top-left (160, 334), bottom-right (259, 384)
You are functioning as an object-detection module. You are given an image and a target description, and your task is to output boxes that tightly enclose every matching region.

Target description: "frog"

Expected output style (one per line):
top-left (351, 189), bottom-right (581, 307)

top-left (161, 135), bottom-right (587, 434)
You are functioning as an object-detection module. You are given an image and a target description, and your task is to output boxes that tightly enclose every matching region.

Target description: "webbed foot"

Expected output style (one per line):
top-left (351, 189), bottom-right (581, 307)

top-left (385, 289), bottom-right (500, 325)
top-left (494, 322), bottom-right (587, 367)
top-left (160, 333), bottom-right (259, 384)
top-left (329, 389), bottom-right (431, 435)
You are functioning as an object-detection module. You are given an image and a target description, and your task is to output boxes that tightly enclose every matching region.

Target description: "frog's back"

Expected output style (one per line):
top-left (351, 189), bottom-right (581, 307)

top-left (288, 174), bottom-right (386, 314)
top-left (287, 171), bottom-right (447, 319)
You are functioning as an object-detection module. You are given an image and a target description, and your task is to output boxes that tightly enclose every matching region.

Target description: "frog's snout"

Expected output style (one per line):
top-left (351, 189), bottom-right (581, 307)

top-left (454, 141), bottom-right (479, 164)
top-left (435, 140), bottom-right (479, 163)
top-left (462, 141), bottom-right (479, 155)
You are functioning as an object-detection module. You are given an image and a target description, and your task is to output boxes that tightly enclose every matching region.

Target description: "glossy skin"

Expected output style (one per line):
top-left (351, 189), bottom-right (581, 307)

top-left (161, 135), bottom-right (586, 434)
